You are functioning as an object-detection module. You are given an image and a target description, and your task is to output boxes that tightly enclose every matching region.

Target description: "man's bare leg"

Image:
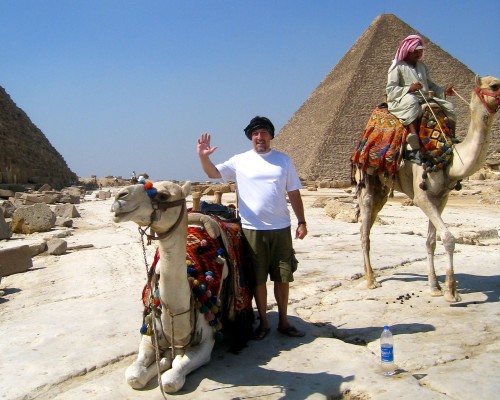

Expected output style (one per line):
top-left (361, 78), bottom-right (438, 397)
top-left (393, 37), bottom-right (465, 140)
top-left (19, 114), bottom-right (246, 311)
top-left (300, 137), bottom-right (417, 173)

top-left (254, 283), bottom-right (269, 330)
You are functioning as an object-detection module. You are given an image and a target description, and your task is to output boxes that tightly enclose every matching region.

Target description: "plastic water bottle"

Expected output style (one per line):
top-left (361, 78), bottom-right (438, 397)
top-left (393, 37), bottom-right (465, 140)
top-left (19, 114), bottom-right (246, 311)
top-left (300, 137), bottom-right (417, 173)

top-left (380, 325), bottom-right (396, 376)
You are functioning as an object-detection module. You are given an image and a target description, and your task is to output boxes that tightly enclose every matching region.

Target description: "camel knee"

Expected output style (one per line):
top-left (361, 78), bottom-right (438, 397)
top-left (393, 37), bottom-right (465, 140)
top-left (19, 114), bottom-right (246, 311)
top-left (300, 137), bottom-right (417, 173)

top-left (360, 228), bottom-right (370, 251)
top-left (426, 236), bottom-right (437, 252)
top-left (441, 230), bottom-right (455, 253)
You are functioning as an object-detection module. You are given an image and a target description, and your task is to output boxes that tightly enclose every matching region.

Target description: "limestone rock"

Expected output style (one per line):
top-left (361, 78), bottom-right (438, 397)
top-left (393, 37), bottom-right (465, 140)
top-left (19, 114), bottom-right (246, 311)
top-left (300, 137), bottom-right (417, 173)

top-left (0, 245), bottom-right (32, 276)
top-left (331, 180), bottom-right (351, 188)
top-left (29, 241), bottom-right (47, 257)
top-left (53, 204), bottom-right (81, 218)
top-left (59, 193), bottom-right (80, 204)
top-left (0, 189), bottom-right (14, 199)
top-left (41, 193), bottom-right (60, 204)
top-left (0, 213), bottom-right (12, 239)
top-left (1, 200), bottom-right (15, 217)
top-left (23, 193), bottom-right (47, 204)
top-left (47, 238), bottom-right (67, 255)
top-left (10, 203), bottom-right (56, 234)
top-left (55, 217), bottom-right (73, 227)
top-left (97, 190), bottom-right (111, 200)
top-left (325, 199), bottom-right (358, 223)
top-left (203, 184), bottom-right (232, 196)
top-left (62, 187), bottom-right (84, 197)
top-left (311, 197), bottom-right (331, 208)
top-left (38, 183), bottom-right (52, 192)
top-left (44, 230), bottom-right (72, 240)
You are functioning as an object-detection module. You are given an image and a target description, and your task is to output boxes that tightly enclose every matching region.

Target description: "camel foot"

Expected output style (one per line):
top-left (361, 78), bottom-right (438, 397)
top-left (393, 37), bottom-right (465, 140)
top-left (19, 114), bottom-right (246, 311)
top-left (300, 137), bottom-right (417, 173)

top-left (444, 291), bottom-right (462, 302)
top-left (367, 279), bottom-right (381, 289)
top-left (430, 287), bottom-right (443, 297)
top-left (161, 369), bottom-right (186, 393)
top-left (125, 363), bottom-right (149, 389)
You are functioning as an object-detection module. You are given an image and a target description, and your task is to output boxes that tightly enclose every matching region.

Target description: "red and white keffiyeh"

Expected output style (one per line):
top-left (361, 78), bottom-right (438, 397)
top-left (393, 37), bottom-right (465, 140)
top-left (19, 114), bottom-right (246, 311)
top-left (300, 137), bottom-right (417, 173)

top-left (388, 34), bottom-right (424, 72)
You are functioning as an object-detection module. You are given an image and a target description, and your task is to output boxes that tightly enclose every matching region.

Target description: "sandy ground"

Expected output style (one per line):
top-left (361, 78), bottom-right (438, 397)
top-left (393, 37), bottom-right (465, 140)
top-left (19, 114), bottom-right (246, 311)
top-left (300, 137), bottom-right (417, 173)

top-left (0, 180), bottom-right (499, 400)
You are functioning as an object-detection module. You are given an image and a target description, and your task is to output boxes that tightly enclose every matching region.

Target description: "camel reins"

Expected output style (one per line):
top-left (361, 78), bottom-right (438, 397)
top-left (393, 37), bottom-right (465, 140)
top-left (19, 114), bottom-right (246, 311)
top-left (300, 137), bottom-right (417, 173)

top-left (453, 85), bottom-right (500, 114)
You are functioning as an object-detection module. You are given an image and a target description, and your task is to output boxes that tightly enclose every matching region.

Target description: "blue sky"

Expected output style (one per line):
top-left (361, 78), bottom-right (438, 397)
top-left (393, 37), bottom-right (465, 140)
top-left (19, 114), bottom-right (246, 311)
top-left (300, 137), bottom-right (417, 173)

top-left (1, 1), bottom-right (499, 182)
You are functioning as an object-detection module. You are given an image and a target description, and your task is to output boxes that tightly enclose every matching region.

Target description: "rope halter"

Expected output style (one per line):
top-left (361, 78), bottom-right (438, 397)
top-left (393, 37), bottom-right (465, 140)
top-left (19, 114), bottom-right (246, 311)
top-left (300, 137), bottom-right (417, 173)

top-left (474, 82), bottom-right (500, 114)
top-left (137, 179), bottom-right (187, 244)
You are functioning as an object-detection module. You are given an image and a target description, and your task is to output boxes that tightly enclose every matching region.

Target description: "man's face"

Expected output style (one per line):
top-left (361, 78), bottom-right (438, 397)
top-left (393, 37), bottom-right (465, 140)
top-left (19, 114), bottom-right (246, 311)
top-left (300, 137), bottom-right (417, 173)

top-left (406, 49), bottom-right (423, 64)
top-left (251, 128), bottom-right (272, 154)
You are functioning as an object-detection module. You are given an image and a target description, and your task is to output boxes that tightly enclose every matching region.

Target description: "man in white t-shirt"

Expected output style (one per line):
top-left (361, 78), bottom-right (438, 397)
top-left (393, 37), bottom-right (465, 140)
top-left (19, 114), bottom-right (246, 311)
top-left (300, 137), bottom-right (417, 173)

top-left (197, 116), bottom-right (307, 339)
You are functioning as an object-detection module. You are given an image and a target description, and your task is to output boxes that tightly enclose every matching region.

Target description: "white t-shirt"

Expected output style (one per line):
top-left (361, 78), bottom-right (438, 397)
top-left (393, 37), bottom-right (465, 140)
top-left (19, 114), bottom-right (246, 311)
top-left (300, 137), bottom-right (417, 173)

top-left (216, 149), bottom-right (302, 230)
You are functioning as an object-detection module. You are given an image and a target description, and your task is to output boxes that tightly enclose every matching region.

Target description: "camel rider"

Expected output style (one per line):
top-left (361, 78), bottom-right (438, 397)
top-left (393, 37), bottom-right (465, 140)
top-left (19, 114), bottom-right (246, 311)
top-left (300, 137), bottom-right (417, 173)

top-left (386, 34), bottom-right (456, 164)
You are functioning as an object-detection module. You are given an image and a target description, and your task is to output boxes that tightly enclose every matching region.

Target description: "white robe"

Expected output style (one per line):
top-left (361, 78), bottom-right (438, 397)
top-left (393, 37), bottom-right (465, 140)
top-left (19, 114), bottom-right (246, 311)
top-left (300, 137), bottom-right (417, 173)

top-left (386, 61), bottom-right (456, 126)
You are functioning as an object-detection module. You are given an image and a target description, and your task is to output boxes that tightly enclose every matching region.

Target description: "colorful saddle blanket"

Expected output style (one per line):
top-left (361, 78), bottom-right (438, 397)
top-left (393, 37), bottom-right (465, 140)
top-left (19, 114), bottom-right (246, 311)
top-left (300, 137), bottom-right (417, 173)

top-left (351, 105), bottom-right (404, 176)
top-left (142, 212), bottom-right (254, 351)
top-left (418, 105), bottom-right (457, 172)
top-left (351, 104), bottom-right (458, 176)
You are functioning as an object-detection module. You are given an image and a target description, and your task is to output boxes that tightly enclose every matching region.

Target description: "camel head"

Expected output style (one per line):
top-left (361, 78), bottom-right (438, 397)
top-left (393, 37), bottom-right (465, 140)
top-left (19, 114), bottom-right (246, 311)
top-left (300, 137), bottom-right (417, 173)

top-left (111, 181), bottom-right (192, 231)
top-left (473, 75), bottom-right (500, 114)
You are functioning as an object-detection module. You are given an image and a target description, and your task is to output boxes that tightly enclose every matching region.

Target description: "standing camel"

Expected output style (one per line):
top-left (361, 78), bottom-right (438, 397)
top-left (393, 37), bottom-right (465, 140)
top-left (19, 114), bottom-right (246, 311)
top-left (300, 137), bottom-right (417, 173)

top-left (354, 75), bottom-right (499, 302)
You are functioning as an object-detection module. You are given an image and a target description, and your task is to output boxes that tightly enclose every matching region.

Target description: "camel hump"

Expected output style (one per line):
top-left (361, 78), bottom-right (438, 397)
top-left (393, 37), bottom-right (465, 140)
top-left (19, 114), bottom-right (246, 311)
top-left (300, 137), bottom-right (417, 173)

top-left (188, 213), bottom-right (221, 239)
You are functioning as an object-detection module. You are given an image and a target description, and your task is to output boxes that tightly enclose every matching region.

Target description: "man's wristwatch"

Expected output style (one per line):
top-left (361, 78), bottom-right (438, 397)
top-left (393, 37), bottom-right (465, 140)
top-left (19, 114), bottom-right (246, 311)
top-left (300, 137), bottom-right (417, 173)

top-left (297, 221), bottom-right (307, 227)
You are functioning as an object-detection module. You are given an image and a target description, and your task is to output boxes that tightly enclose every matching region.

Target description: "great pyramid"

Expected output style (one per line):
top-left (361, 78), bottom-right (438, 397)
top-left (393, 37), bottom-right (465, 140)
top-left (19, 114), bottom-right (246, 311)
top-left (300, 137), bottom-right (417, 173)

top-left (0, 86), bottom-right (77, 188)
top-left (273, 13), bottom-right (499, 181)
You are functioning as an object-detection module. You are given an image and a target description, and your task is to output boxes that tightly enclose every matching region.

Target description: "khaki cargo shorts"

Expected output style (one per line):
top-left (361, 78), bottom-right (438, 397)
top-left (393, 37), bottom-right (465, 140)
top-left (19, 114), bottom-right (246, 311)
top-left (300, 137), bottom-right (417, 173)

top-left (242, 227), bottom-right (298, 286)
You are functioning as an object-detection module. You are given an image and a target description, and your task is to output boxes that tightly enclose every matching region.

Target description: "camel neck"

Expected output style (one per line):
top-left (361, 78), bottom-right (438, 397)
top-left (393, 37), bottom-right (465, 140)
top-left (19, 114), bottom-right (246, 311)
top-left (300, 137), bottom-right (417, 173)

top-left (450, 102), bottom-right (493, 180)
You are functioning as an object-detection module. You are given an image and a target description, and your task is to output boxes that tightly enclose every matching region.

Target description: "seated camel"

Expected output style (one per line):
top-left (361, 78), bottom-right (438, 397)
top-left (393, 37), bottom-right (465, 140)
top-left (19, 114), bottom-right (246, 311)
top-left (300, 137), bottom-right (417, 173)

top-left (112, 180), bottom-right (252, 393)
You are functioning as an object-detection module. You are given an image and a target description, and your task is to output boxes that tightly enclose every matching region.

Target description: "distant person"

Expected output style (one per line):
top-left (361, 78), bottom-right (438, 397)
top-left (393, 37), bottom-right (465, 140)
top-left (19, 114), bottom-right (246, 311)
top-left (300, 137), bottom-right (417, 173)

top-left (197, 116), bottom-right (307, 339)
top-left (131, 171), bottom-right (138, 184)
top-left (386, 34), bottom-right (456, 163)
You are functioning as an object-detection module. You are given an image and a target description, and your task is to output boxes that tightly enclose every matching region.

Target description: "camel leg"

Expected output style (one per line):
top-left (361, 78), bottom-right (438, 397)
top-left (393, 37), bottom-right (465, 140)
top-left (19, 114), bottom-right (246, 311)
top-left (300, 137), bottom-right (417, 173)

top-left (160, 319), bottom-right (215, 393)
top-left (358, 174), bottom-right (388, 289)
top-left (440, 228), bottom-right (461, 302)
top-left (425, 221), bottom-right (442, 296)
top-left (125, 336), bottom-right (173, 389)
top-left (415, 195), bottom-right (461, 302)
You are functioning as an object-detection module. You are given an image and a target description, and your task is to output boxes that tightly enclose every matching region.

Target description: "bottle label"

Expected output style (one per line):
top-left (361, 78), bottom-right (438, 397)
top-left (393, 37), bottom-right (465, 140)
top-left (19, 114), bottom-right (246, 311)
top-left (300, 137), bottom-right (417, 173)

top-left (381, 344), bottom-right (393, 362)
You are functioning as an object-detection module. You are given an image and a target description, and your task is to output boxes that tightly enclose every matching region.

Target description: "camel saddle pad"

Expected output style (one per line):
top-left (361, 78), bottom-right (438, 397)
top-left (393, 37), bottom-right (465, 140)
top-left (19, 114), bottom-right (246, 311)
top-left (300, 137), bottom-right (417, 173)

top-left (419, 105), bottom-right (456, 171)
top-left (142, 217), bottom-right (252, 327)
top-left (186, 224), bottom-right (226, 327)
top-left (351, 105), bottom-right (404, 175)
top-left (212, 218), bottom-right (253, 316)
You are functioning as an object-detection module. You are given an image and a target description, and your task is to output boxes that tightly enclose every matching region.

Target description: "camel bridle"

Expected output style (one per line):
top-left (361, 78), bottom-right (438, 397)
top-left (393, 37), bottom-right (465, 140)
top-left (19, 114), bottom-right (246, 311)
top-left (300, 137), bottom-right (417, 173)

top-left (475, 85), bottom-right (500, 114)
top-left (138, 195), bottom-right (186, 245)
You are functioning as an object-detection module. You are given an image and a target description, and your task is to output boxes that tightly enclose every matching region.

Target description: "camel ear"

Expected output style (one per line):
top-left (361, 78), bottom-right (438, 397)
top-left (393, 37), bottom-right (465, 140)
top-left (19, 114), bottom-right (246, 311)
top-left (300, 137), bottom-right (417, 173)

top-left (182, 181), bottom-right (192, 198)
top-left (475, 75), bottom-right (481, 86)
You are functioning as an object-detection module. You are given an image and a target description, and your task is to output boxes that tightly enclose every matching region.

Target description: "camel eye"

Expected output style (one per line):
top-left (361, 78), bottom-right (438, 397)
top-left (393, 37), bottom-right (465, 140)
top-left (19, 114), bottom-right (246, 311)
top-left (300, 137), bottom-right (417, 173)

top-left (157, 193), bottom-right (169, 201)
top-left (490, 84), bottom-right (499, 91)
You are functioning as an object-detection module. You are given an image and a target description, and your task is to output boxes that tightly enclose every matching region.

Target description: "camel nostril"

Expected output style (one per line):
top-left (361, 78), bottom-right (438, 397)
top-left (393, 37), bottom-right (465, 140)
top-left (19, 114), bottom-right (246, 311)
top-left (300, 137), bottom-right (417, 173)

top-left (116, 191), bottom-right (129, 200)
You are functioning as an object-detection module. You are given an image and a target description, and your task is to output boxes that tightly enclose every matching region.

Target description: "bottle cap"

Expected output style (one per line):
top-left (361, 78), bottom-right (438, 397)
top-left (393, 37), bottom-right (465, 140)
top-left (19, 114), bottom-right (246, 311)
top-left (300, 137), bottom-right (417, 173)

top-left (384, 325), bottom-right (389, 330)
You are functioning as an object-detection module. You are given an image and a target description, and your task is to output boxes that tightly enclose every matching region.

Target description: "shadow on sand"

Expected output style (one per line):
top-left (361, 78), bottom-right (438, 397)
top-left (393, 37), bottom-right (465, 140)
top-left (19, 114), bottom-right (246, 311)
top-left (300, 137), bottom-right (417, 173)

top-left (0, 287), bottom-right (21, 304)
top-left (140, 313), bottom-right (354, 399)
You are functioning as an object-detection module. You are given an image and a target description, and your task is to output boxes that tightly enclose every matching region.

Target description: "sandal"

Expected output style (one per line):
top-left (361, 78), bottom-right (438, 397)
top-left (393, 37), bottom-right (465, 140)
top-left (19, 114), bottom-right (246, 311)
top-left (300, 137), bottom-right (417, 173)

top-left (252, 326), bottom-right (270, 340)
top-left (277, 325), bottom-right (305, 338)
